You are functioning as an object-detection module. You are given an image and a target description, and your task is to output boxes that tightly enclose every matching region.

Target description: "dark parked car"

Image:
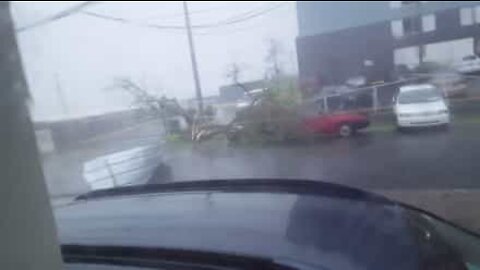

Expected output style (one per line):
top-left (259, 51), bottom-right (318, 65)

top-left (59, 179), bottom-right (480, 270)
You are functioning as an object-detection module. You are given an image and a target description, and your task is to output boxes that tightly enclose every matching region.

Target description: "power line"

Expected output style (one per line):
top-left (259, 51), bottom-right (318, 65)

top-left (196, 23), bottom-right (270, 36)
top-left (201, 3), bottom-right (285, 28)
top-left (82, 11), bottom-right (185, 29)
top-left (16, 2), bottom-right (95, 33)
top-left (81, 3), bottom-right (285, 31)
top-left (209, 3), bottom-right (283, 26)
top-left (147, 2), bottom-right (278, 24)
top-left (192, 3), bottom-right (289, 36)
top-left (14, 2), bottom-right (286, 34)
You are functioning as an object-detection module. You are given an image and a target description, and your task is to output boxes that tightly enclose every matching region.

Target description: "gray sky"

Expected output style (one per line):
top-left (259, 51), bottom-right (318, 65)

top-left (11, 1), bottom-right (298, 121)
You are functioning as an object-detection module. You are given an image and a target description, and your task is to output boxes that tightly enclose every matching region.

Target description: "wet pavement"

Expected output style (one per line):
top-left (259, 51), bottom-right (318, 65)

top-left (165, 121), bottom-right (480, 190)
top-left (44, 117), bottom-right (480, 197)
top-left (47, 117), bottom-right (480, 231)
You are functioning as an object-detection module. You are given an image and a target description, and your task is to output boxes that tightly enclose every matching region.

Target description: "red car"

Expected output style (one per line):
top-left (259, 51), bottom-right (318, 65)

top-left (303, 112), bottom-right (370, 137)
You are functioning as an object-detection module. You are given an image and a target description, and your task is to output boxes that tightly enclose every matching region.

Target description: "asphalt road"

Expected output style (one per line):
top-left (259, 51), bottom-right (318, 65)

top-left (165, 118), bottom-right (480, 190)
top-left (43, 115), bottom-right (480, 198)
top-left (47, 116), bottom-right (480, 232)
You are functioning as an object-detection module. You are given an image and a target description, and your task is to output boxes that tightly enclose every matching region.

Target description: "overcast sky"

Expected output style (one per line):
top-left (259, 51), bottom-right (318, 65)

top-left (10, 1), bottom-right (298, 121)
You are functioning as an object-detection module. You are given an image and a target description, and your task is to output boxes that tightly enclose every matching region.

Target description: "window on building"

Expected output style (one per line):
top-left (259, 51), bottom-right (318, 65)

top-left (403, 16), bottom-right (421, 35)
top-left (391, 1), bottom-right (423, 9)
top-left (475, 6), bottom-right (480, 23)
top-left (394, 46), bottom-right (420, 69)
top-left (402, 1), bottom-right (420, 6)
top-left (391, 20), bottom-right (404, 38)
top-left (392, 16), bottom-right (428, 38)
top-left (460, 8), bottom-right (474, 26)
top-left (422, 14), bottom-right (436, 32)
top-left (390, 1), bottom-right (402, 8)
top-left (459, 7), bottom-right (480, 26)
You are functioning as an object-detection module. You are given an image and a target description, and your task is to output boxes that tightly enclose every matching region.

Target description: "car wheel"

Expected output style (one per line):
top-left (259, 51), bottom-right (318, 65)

top-left (339, 124), bottom-right (353, 137)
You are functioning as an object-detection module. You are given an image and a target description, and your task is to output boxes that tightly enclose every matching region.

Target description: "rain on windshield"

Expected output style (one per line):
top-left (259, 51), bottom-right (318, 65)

top-left (10, 1), bottom-right (480, 234)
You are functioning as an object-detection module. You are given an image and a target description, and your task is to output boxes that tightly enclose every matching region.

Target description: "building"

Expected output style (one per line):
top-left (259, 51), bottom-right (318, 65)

top-left (296, 1), bottom-right (480, 96)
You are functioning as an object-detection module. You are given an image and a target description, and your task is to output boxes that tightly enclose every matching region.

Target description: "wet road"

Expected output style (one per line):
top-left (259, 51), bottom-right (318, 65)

top-left (165, 121), bottom-right (480, 190)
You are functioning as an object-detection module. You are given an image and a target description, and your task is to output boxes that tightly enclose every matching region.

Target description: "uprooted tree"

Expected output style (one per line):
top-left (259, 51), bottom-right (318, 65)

top-left (112, 78), bottom-right (198, 140)
top-left (113, 39), bottom-right (307, 144)
top-left (112, 78), bottom-right (229, 142)
top-left (113, 74), bottom-right (307, 145)
top-left (222, 50), bottom-right (307, 144)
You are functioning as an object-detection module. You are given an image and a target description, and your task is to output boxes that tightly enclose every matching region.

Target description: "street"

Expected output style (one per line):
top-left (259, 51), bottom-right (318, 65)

top-left (165, 118), bottom-right (480, 190)
top-left (44, 115), bottom-right (480, 197)
top-left (157, 117), bottom-right (480, 232)
top-left (45, 115), bottom-right (480, 231)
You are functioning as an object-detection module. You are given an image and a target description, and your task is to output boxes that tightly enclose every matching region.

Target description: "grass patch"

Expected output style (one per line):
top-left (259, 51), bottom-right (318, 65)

top-left (456, 115), bottom-right (480, 125)
top-left (368, 124), bottom-right (395, 133)
top-left (164, 134), bottom-right (192, 148)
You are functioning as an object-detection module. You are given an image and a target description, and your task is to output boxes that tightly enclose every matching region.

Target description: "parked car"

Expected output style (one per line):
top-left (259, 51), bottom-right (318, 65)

top-left (394, 84), bottom-right (450, 130)
top-left (59, 179), bottom-right (480, 270)
top-left (430, 72), bottom-right (468, 98)
top-left (406, 62), bottom-right (468, 98)
top-left (303, 112), bottom-right (370, 137)
top-left (453, 55), bottom-right (480, 74)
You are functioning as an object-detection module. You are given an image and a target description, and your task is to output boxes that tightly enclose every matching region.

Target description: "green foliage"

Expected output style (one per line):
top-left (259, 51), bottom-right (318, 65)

top-left (165, 134), bottom-right (182, 143)
top-left (164, 133), bottom-right (192, 147)
top-left (264, 76), bottom-right (301, 108)
top-left (230, 76), bottom-right (312, 145)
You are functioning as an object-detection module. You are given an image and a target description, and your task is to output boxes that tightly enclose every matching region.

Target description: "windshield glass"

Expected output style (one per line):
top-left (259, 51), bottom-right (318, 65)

top-left (398, 88), bottom-right (443, 104)
top-left (8, 1), bottom-right (480, 269)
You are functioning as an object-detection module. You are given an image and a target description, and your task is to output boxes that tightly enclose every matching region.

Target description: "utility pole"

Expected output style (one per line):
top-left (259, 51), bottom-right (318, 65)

top-left (183, 1), bottom-right (204, 116)
top-left (0, 2), bottom-right (63, 269)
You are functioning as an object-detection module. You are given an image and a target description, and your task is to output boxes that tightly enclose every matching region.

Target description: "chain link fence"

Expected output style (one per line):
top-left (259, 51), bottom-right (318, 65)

top-left (304, 73), bottom-right (480, 122)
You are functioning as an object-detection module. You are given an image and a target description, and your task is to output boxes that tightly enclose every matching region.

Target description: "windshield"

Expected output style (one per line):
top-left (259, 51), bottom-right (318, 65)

top-left (7, 1), bottom-right (480, 269)
top-left (398, 88), bottom-right (443, 104)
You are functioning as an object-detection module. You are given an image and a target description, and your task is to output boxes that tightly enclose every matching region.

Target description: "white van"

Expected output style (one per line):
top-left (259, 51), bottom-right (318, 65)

top-left (394, 84), bottom-right (450, 129)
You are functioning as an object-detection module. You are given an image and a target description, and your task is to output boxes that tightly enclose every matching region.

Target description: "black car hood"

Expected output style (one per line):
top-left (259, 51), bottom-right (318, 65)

top-left (55, 179), bottom-right (420, 270)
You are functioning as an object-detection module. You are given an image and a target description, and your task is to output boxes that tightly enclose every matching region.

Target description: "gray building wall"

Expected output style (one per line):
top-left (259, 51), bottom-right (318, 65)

top-left (297, 2), bottom-right (480, 38)
top-left (296, 1), bottom-right (480, 96)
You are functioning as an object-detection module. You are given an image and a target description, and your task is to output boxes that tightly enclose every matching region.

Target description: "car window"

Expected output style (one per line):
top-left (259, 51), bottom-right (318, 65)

top-left (398, 88), bottom-right (443, 104)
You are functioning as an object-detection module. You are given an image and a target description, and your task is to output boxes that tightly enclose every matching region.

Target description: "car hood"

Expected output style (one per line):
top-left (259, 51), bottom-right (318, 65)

top-left (395, 100), bottom-right (447, 114)
top-left (55, 180), bottom-right (420, 270)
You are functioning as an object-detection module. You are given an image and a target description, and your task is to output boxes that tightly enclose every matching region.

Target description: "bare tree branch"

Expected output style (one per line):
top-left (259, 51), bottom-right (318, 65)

top-left (112, 77), bottom-right (198, 138)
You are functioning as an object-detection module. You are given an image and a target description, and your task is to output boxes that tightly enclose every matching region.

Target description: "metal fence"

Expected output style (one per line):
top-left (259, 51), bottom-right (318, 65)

top-left (307, 73), bottom-right (480, 115)
top-left (82, 145), bottom-right (165, 191)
